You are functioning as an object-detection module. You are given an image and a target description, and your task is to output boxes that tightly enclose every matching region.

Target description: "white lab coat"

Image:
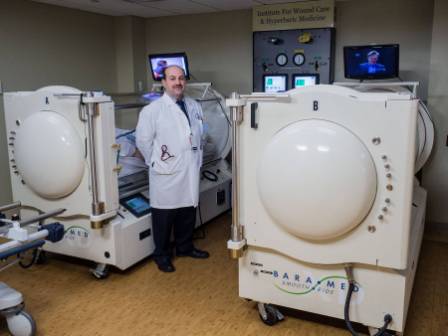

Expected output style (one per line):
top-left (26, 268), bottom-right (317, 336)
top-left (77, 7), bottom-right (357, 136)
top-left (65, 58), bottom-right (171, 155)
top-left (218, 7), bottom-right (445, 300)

top-left (136, 93), bottom-right (203, 209)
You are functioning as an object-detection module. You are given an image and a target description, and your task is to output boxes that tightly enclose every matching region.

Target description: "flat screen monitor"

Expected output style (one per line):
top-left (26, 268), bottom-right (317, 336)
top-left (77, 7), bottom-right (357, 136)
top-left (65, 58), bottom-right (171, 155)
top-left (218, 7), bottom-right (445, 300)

top-left (344, 44), bottom-right (399, 80)
top-left (120, 194), bottom-right (151, 218)
top-left (292, 74), bottom-right (319, 88)
top-left (263, 75), bottom-right (287, 93)
top-left (148, 52), bottom-right (190, 81)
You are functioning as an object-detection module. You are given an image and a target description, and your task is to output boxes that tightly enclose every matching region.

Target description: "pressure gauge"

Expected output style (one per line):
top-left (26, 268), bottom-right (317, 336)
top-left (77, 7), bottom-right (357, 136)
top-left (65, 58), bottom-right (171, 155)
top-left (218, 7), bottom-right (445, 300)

top-left (275, 53), bottom-right (288, 66)
top-left (293, 53), bottom-right (306, 66)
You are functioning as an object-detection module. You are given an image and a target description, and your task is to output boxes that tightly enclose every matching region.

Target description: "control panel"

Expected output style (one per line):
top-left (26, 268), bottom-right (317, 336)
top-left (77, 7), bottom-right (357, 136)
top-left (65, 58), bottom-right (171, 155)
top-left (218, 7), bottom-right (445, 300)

top-left (120, 193), bottom-right (151, 218)
top-left (253, 28), bottom-right (335, 92)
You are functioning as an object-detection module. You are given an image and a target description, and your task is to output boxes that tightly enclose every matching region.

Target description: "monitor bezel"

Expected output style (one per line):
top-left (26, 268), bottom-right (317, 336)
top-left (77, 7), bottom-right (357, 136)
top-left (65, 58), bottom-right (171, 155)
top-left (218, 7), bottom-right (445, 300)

top-left (343, 44), bottom-right (399, 80)
top-left (262, 74), bottom-right (288, 93)
top-left (148, 52), bottom-right (190, 81)
top-left (292, 73), bottom-right (320, 88)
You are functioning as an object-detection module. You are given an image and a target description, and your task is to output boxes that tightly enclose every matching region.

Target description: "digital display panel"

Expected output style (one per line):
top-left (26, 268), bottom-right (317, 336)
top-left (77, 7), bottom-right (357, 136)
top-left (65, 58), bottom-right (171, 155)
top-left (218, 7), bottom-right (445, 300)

top-left (292, 74), bottom-right (319, 87)
top-left (121, 194), bottom-right (151, 217)
top-left (263, 75), bottom-right (287, 93)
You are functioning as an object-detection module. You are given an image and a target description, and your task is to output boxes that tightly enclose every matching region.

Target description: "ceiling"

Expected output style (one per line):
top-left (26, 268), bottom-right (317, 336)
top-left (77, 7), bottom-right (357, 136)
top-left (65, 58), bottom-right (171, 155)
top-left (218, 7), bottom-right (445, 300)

top-left (31, 0), bottom-right (321, 18)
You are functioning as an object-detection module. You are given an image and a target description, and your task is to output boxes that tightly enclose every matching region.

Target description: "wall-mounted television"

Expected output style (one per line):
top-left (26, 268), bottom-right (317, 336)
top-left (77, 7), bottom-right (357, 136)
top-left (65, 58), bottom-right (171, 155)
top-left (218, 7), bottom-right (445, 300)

top-left (344, 44), bottom-right (399, 80)
top-left (148, 52), bottom-right (190, 81)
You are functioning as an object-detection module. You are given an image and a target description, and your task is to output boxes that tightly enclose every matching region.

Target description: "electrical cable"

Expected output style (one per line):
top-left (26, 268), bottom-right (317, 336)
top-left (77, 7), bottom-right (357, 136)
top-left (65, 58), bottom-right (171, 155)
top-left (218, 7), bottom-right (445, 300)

top-left (193, 202), bottom-right (206, 240)
top-left (18, 248), bottom-right (39, 269)
top-left (344, 266), bottom-right (393, 336)
top-left (202, 170), bottom-right (218, 182)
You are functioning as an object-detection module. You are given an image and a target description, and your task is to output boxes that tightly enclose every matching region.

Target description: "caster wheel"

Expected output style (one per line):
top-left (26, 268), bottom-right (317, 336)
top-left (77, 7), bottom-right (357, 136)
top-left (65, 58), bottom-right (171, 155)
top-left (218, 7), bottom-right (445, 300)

top-left (257, 303), bottom-right (284, 326)
top-left (6, 310), bottom-right (36, 336)
top-left (90, 263), bottom-right (109, 280)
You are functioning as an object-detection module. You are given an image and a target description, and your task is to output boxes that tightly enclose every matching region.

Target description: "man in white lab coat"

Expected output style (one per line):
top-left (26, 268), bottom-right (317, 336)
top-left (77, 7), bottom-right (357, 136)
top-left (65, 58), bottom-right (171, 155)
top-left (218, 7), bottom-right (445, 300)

top-left (136, 65), bottom-right (209, 273)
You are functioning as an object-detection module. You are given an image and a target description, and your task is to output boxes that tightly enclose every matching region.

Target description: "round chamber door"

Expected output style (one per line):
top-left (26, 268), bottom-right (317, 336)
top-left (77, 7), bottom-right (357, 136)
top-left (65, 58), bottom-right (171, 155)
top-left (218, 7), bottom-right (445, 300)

top-left (14, 111), bottom-right (85, 199)
top-left (257, 119), bottom-right (377, 241)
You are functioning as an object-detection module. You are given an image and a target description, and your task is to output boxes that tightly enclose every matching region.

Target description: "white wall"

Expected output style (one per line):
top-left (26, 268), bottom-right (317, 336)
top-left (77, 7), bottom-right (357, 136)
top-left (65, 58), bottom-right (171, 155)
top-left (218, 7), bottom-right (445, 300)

top-left (114, 16), bottom-right (147, 94)
top-left (113, 16), bottom-right (148, 129)
top-left (422, 0), bottom-right (448, 225)
top-left (115, 16), bottom-right (135, 93)
top-left (0, 0), bottom-right (117, 204)
top-left (132, 18), bottom-right (148, 93)
top-left (0, 1), bottom-right (117, 93)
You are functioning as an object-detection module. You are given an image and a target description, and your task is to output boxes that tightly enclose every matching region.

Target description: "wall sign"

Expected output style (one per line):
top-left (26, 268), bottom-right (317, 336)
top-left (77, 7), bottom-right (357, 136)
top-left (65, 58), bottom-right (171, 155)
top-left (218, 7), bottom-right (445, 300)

top-left (253, 0), bottom-right (335, 31)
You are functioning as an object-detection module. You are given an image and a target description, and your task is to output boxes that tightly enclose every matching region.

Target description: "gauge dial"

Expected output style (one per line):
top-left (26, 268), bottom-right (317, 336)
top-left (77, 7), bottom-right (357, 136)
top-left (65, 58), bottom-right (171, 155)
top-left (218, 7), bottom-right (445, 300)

top-left (275, 53), bottom-right (288, 66)
top-left (293, 53), bottom-right (306, 66)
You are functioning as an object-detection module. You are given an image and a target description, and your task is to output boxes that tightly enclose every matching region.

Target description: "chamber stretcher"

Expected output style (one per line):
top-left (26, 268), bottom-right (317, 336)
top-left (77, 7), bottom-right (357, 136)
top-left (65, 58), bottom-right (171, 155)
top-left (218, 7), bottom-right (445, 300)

top-left (0, 202), bottom-right (64, 336)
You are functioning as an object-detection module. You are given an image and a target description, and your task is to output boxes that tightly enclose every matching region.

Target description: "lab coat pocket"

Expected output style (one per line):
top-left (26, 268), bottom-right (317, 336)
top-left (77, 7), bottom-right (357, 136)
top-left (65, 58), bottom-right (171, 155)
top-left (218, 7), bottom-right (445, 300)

top-left (151, 152), bottom-right (184, 175)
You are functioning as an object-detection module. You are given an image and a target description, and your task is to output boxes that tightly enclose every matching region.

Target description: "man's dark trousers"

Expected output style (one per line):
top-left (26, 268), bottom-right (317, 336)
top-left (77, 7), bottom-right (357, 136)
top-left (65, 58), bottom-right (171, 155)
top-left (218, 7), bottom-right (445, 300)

top-left (151, 206), bottom-right (196, 265)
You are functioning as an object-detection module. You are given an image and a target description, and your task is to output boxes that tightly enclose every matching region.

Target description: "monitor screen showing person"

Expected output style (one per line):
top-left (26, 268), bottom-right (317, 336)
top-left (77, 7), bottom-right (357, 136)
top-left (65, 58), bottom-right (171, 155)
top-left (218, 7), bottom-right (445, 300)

top-left (148, 53), bottom-right (190, 81)
top-left (263, 75), bottom-right (287, 93)
top-left (344, 44), bottom-right (399, 79)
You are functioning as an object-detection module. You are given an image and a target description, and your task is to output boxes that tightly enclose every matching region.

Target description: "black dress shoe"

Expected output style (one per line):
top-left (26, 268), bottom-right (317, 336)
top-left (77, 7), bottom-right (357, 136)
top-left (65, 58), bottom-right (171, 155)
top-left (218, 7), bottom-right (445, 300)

top-left (156, 261), bottom-right (175, 273)
top-left (177, 248), bottom-right (210, 259)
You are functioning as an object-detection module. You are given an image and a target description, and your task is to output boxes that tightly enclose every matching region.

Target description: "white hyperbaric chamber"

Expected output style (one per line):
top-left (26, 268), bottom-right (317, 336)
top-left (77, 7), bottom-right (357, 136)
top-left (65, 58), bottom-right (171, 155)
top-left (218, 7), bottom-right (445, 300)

top-left (3, 83), bottom-right (232, 275)
top-left (235, 84), bottom-right (431, 268)
top-left (230, 83), bottom-right (433, 333)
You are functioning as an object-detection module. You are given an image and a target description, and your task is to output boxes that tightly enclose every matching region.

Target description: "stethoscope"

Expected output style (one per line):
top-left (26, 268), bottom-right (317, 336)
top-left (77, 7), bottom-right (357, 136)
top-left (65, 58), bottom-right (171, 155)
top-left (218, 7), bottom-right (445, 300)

top-left (160, 145), bottom-right (174, 161)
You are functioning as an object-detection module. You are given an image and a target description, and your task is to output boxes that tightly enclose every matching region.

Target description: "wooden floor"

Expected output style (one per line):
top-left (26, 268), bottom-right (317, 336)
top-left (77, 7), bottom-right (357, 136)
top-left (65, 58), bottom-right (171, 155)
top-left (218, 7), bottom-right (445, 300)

top-left (1, 212), bottom-right (447, 336)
